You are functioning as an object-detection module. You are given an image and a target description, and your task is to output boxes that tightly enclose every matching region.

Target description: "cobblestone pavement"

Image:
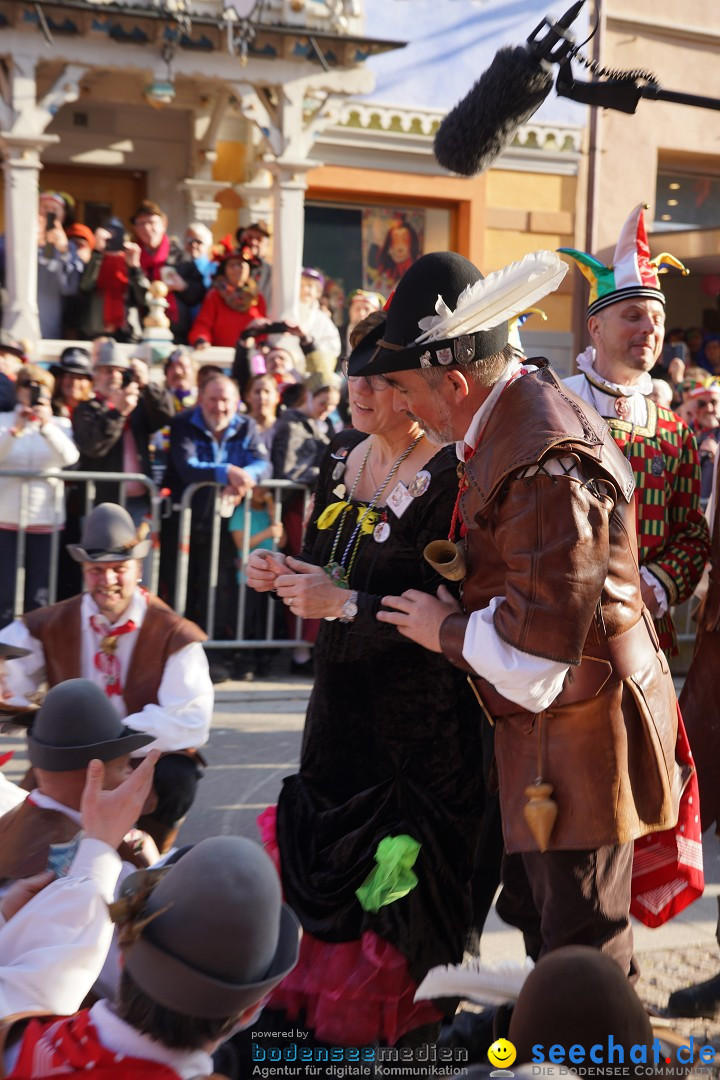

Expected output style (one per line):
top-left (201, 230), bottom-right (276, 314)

top-left (637, 943), bottom-right (720, 1060)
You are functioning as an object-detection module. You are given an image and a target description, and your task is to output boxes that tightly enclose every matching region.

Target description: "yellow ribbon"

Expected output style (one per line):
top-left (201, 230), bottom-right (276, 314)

top-left (317, 503), bottom-right (381, 536)
top-left (317, 501), bottom-right (349, 530)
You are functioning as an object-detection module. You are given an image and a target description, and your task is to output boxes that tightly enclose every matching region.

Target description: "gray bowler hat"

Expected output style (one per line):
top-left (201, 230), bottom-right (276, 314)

top-left (67, 503), bottom-right (152, 563)
top-left (121, 836), bottom-right (301, 1018)
top-left (27, 679), bottom-right (154, 771)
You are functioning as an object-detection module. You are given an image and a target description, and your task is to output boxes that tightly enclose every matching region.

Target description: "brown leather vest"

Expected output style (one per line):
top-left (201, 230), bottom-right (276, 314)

top-left (0, 799), bottom-right (79, 881)
top-left (23, 593), bottom-right (206, 715)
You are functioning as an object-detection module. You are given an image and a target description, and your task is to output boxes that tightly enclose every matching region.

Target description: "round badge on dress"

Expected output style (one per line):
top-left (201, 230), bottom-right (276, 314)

top-left (332, 462), bottom-right (345, 481)
top-left (614, 397), bottom-right (631, 420)
top-left (408, 470), bottom-right (431, 498)
top-left (651, 455), bottom-right (665, 477)
top-left (373, 521), bottom-right (391, 543)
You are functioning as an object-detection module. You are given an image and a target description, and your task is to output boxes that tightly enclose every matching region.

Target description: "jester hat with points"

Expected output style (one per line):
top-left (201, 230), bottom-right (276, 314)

top-left (559, 203), bottom-right (688, 320)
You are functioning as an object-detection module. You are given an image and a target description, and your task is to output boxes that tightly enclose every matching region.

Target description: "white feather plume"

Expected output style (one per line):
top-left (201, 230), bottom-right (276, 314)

top-left (415, 250), bottom-right (567, 343)
top-left (414, 955), bottom-right (534, 1006)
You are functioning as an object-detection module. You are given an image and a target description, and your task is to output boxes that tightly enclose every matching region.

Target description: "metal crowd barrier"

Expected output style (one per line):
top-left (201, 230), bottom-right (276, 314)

top-left (173, 479), bottom-right (311, 651)
top-left (0, 470), bottom-right (161, 618)
top-left (0, 466), bottom-right (702, 662)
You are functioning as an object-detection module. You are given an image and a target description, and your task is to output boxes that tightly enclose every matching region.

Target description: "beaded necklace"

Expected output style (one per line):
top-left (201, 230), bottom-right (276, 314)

top-left (324, 433), bottom-right (424, 587)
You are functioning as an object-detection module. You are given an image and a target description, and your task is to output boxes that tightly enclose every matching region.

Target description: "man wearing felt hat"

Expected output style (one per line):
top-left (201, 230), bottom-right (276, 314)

top-left (2, 835), bottom-right (301, 1078)
top-left (562, 204), bottom-right (710, 657)
top-left (72, 339), bottom-right (174, 520)
top-left (0, 679), bottom-right (154, 886)
top-left (349, 248), bottom-right (680, 974)
top-left (0, 503), bottom-right (213, 852)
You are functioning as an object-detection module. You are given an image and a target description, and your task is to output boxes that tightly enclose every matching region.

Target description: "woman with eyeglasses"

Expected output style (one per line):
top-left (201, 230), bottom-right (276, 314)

top-left (244, 317), bottom-right (484, 1052)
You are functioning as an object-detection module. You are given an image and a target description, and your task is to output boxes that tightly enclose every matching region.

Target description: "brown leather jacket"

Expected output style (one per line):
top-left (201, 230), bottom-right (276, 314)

top-left (439, 362), bottom-right (679, 852)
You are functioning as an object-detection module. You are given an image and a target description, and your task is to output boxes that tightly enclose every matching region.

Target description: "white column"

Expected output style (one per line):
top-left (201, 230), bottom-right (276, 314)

top-left (235, 166), bottom-right (274, 231)
top-left (0, 134), bottom-right (56, 343)
top-left (0, 54), bottom-right (84, 345)
top-left (177, 178), bottom-right (228, 226)
top-left (267, 159), bottom-right (315, 322)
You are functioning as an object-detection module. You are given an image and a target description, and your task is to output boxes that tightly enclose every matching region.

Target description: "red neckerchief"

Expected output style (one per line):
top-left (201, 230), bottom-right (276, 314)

top-left (449, 368), bottom-right (527, 541)
top-left (89, 615), bottom-right (137, 697)
top-left (8, 1010), bottom-right (181, 1079)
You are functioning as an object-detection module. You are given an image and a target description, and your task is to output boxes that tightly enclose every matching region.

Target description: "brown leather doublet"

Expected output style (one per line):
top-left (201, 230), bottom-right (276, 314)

top-left (23, 593), bottom-right (207, 716)
top-left (439, 362), bottom-right (679, 852)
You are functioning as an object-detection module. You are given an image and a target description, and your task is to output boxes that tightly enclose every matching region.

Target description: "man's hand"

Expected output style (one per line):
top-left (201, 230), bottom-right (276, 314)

top-left (46, 222), bottom-right (69, 255)
top-left (376, 585), bottom-right (461, 651)
top-left (275, 557), bottom-right (346, 619)
top-left (227, 464), bottom-right (255, 497)
top-left (0, 870), bottom-right (55, 922)
top-left (80, 750), bottom-right (161, 850)
top-left (668, 357), bottom-right (685, 384)
top-left (246, 549), bottom-right (288, 592)
top-left (94, 227), bottom-right (110, 254)
top-left (639, 576), bottom-right (664, 618)
top-left (105, 383), bottom-right (139, 417)
top-left (124, 241), bottom-right (141, 270)
top-left (130, 359), bottom-right (150, 388)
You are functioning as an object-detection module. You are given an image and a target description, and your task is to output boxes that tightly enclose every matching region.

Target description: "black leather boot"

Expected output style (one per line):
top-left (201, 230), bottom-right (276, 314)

top-left (667, 973), bottom-right (720, 1018)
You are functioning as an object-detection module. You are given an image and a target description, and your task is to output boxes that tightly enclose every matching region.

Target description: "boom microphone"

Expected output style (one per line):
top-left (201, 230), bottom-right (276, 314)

top-left (433, 46), bottom-right (554, 177)
top-left (433, 2), bottom-right (586, 177)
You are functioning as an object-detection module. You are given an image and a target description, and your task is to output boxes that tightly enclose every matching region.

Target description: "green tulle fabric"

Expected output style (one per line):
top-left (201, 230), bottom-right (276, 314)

top-left (355, 834), bottom-right (421, 913)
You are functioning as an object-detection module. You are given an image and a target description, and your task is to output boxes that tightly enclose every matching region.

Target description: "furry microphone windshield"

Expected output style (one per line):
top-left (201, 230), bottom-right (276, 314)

top-left (433, 46), bottom-right (554, 177)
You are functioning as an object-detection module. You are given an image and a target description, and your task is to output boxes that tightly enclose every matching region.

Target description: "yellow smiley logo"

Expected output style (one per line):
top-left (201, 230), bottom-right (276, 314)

top-left (488, 1038), bottom-right (517, 1070)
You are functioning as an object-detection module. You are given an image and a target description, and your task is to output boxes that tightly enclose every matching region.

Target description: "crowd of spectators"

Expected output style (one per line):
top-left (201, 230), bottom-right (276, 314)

top-left (3, 190), bottom-right (719, 681)
top-left (0, 211), bottom-right (351, 680)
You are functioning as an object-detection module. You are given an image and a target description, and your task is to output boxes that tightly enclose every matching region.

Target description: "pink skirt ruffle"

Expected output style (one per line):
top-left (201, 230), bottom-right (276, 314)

top-left (257, 806), bottom-right (442, 1046)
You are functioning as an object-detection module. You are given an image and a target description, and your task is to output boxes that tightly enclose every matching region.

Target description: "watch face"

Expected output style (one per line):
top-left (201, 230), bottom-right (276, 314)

top-left (342, 599), bottom-right (358, 618)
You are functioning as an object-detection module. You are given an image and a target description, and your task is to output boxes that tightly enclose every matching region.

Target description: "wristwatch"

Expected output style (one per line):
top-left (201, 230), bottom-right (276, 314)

top-left (340, 590), bottom-right (359, 623)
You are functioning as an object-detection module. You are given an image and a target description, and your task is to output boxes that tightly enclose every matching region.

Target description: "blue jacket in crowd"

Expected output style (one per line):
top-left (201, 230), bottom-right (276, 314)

top-left (166, 405), bottom-right (271, 528)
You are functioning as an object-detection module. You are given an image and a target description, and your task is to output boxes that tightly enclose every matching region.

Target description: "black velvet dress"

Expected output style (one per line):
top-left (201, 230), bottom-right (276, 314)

top-left (267, 429), bottom-right (484, 1044)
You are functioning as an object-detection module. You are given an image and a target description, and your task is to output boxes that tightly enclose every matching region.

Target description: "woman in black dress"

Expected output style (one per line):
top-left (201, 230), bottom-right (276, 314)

top-left (246, 351), bottom-right (483, 1048)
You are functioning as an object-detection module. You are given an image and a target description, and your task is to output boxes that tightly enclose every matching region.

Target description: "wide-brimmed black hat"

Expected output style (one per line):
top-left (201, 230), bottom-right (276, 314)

top-left (120, 836), bottom-right (301, 1018)
top-left (51, 347), bottom-right (92, 378)
top-left (348, 251), bottom-right (508, 376)
top-left (27, 679), bottom-right (153, 771)
top-left (67, 504), bottom-right (151, 563)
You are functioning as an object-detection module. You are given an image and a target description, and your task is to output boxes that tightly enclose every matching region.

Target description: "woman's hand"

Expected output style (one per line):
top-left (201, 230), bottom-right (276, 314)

top-left (275, 556), bottom-right (347, 619)
top-left (247, 549), bottom-right (288, 592)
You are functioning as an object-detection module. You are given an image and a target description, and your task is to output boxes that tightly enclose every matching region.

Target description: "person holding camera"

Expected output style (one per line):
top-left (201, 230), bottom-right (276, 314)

top-left (77, 221), bottom-right (146, 341)
top-left (0, 364), bottom-right (79, 626)
top-left (37, 196), bottom-right (83, 340)
top-left (71, 340), bottom-right (174, 522)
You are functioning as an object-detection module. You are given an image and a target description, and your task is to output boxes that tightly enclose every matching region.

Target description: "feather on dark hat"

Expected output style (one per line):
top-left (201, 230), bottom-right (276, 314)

top-left (348, 249), bottom-right (567, 376)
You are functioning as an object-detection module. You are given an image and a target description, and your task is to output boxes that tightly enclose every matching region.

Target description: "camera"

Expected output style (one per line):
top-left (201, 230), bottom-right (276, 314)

top-left (28, 383), bottom-right (43, 407)
top-left (103, 218), bottom-right (125, 253)
top-left (240, 321), bottom-right (289, 341)
top-left (121, 367), bottom-right (138, 389)
top-left (45, 211), bottom-right (57, 232)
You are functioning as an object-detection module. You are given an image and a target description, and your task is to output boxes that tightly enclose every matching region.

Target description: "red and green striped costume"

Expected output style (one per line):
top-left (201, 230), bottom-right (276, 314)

top-left (607, 399), bottom-right (709, 655)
